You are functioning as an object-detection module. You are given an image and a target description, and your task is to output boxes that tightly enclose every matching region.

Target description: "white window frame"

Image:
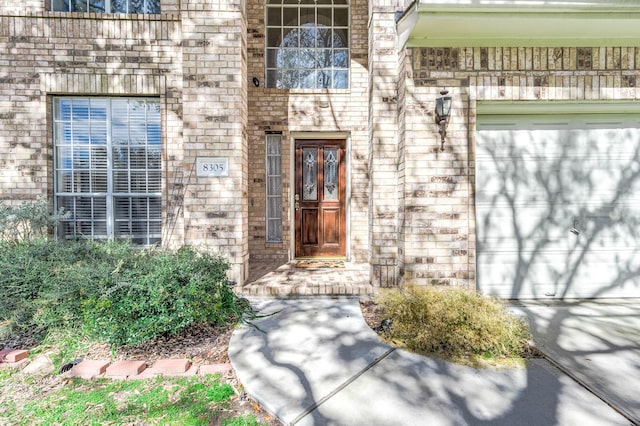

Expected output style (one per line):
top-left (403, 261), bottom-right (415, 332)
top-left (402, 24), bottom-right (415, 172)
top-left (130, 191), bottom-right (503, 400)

top-left (265, 0), bottom-right (350, 89)
top-left (51, 0), bottom-right (160, 13)
top-left (266, 133), bottom-right (283, 242)
top-left (53, 97), bottom-right (162, 246)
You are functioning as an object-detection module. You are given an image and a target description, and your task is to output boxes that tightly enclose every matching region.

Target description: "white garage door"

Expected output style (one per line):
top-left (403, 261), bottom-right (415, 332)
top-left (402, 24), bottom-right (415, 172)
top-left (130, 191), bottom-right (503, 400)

top-left (476, 113), bottom-right (640, 299)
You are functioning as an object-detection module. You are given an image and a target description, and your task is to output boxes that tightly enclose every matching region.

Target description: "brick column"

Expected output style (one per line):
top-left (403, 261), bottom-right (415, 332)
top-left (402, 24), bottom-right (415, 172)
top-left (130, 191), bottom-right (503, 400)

top-left (401, 73), bottom-right (472, 288)
top-left (181, 0), bottom-right (249, 285)
top-left (368, 0), bottom-right (401, 287)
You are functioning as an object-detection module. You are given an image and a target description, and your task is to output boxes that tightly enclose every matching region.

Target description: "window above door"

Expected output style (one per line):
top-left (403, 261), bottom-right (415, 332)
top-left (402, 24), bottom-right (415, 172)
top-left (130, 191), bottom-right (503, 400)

top-left (266, 0), bottom-right (349, 89)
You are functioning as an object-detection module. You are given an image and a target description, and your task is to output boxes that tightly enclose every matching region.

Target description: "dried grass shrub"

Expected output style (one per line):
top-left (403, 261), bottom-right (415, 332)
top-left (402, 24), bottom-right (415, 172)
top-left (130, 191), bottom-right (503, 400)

top-left (376, 286), bottom-right (531, 363)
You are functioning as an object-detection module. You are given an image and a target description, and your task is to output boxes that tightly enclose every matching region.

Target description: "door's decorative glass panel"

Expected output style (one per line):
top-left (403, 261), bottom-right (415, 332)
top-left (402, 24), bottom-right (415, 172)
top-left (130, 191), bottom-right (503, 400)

top-left (303, 147), bottom-right (318, 200)
top-left (324, 148), bottom-right (338, 200)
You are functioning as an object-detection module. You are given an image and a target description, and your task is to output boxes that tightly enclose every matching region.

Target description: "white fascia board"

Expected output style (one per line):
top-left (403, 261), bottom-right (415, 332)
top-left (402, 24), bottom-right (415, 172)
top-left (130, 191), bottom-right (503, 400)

top-left (419, 0), bottom-right (640, 13)
top-left (399, 0), bottom-right (640, 47)
top-left (397, 3), bottom-right (419, 51)
top-left (478, 101), bottom-right (640, 116)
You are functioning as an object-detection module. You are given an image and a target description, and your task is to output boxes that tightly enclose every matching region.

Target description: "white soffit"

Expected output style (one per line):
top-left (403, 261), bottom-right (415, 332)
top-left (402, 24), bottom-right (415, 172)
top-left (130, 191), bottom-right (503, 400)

top-left (397, 0), bottom-right (640, 48)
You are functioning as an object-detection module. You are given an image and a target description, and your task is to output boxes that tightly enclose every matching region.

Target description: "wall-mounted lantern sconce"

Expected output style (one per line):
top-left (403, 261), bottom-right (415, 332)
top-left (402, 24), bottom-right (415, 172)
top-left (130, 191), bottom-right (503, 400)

top-left (434, 88), bottom-right (452, 151)
top-left (252, 77), bottom-right (260, 87)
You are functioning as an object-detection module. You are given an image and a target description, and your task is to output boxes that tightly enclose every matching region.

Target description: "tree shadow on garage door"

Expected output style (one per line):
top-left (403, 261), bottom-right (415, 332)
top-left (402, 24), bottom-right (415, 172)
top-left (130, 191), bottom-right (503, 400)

top-left (476, 121), bottom-right (640, 423)
top-left (476, 122), bottom-right (640, 300)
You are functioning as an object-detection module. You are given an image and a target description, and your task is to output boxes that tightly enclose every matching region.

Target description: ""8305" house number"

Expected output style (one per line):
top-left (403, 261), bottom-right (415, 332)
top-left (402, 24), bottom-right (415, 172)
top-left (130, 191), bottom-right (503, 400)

top-left (196, 157), bottom-right (229, 177)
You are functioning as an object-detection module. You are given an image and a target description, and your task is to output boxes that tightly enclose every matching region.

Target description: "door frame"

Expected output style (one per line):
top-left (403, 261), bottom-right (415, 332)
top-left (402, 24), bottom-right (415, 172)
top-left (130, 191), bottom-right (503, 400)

top-left (290, 132), bottom-right (351, 260)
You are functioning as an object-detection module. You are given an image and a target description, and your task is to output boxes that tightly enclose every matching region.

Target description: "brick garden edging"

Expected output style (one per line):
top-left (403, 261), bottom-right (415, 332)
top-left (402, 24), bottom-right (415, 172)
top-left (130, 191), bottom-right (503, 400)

top-left (0, 349), bottom-right (232, 380)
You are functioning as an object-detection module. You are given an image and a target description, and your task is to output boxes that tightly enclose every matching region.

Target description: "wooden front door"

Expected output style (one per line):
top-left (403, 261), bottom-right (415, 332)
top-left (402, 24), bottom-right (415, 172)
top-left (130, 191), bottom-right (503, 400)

top-left (295, 140), bottom-right (346, 257)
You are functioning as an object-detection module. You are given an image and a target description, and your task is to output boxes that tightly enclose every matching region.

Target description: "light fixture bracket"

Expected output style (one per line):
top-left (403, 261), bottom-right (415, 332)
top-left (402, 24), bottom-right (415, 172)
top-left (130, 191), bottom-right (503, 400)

top-left (434, 88), bottom-right (452, 151)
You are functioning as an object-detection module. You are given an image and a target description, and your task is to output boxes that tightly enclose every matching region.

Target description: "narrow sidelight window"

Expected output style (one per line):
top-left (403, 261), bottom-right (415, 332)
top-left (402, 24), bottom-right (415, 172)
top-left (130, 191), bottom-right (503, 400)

top-left (266, 133), bottom-right (283, 242)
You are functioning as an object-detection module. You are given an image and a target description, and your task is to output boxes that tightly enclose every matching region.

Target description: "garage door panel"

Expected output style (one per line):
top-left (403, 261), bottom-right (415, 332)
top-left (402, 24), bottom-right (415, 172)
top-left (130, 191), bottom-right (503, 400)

top-left (479, 203), bottom-right (640, 251)
top-left (478, 131), bottom-right (640, 205)
top-left (479, 250), bottom-right (640, 299)
top-left (478, 205), bottom-right (567, 251)
top-left (477, 116), bottom-right (640, 299)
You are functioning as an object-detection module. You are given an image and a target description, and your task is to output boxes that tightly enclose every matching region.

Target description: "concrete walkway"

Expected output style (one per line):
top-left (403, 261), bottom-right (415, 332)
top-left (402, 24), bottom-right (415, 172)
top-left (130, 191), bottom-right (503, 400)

top-left (511, 301), bottom-right (640, 425)
top-left (229, 298), bottom-right (631, 426)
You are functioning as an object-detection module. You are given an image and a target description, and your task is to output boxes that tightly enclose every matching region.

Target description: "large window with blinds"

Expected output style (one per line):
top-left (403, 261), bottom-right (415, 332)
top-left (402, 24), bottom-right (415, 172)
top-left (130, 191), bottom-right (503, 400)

top-left (53, 97), bottom-right (161, 246)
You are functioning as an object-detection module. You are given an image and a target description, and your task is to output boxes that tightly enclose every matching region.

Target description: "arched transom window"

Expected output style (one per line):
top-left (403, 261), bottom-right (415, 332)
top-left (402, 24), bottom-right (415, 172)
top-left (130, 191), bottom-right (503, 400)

top-left (266, 0), bottom-right (349, 89)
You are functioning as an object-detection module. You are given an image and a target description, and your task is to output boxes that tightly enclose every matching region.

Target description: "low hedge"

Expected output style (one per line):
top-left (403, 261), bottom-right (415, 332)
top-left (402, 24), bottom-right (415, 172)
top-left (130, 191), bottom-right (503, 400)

top-left (0, 240), bottom-right (251, 347)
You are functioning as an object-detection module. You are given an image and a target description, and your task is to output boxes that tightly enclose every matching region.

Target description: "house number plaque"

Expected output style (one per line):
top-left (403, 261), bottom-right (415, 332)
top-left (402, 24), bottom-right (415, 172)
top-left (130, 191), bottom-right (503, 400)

top-left (196, 157), bottom-right (229, 177)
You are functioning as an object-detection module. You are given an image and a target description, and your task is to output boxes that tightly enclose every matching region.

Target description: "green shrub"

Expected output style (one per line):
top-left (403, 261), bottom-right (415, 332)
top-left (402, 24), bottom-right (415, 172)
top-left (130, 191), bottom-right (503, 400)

top-left (0, 199), bottom-right (68, 243)
top-left (82, 245), bottom-right (249, 346)
top-left (376, 286), bottom-right (531, 361)
top-left (0, 239), bottom-right (125, 338)
top-left (0, 240), bottom-right (252, 347)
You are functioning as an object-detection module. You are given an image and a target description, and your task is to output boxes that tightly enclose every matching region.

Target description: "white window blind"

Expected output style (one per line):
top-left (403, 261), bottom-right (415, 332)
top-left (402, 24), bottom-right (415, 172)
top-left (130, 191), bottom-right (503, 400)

top-left (51, 0), bottom-right (160, 13)
top-left (266, 134), bottom-right (283, 242)
top-left (54, 97), bottom-right (161, 246)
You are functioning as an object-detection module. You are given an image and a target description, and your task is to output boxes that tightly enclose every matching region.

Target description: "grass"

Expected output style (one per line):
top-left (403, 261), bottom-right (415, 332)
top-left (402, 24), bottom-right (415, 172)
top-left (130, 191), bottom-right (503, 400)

top-left (0, 369), bottom-right (264, 426)
top-left (0, 203), bottom-right (266, 424)
top-left (375, 286), bottom-right (533, 367)
top-left (27, 328), bottom-right (98, 373)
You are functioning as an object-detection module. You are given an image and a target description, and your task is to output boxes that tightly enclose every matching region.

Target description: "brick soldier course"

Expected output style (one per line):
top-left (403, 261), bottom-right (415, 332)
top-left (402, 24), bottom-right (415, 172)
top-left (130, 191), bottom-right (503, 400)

top-left (0, 349), bottom-right (233, 380)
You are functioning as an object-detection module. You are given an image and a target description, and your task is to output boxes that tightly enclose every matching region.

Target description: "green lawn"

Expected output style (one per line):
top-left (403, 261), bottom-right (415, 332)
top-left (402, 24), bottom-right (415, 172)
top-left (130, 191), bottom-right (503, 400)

top-left (0, 369), bottom-right (264, 426)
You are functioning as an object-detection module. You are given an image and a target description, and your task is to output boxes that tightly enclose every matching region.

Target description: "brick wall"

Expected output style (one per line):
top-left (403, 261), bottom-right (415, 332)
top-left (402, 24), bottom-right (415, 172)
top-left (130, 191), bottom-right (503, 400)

top-left (2, 0), bottom-right (373, 285)
top-left (180, 0), bottom-right (249, 283)
top-left (0, 1), bottom-right (252, 285)
top-left (0, 4), bottom-right (183, 217)
top-left (7, 1), bottom-right (637, 291)
top-left (368, 0), bottom-right (403, 286)
top-left (400, 46), bottom-right (640, 288)
top-left (245, 0), bottom-right (371, 264)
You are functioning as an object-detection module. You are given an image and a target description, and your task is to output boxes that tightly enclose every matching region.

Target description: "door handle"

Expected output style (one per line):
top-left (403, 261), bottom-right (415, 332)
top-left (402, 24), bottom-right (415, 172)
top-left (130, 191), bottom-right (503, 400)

top-left (295, 201), bottom-right (300, 211)
top-left (570, 218), bottom-right (580, 235)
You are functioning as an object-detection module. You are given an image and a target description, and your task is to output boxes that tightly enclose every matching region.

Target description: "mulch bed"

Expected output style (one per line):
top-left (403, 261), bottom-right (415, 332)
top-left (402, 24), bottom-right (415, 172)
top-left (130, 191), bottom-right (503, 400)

top-left (85, 323), bottom-right (234, 365)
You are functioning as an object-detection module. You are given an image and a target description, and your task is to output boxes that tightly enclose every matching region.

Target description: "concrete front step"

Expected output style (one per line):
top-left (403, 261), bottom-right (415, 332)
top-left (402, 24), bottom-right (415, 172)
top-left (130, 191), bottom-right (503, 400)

top-left (240, 261), bottom-right (376, 296)
top-left (238, 282), bottom-right (375, 296)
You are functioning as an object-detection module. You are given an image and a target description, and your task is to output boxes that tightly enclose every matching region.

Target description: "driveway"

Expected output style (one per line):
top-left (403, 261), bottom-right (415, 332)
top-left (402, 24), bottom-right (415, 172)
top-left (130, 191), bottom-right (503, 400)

top-left (510, 300), bottom-right (640, 424)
